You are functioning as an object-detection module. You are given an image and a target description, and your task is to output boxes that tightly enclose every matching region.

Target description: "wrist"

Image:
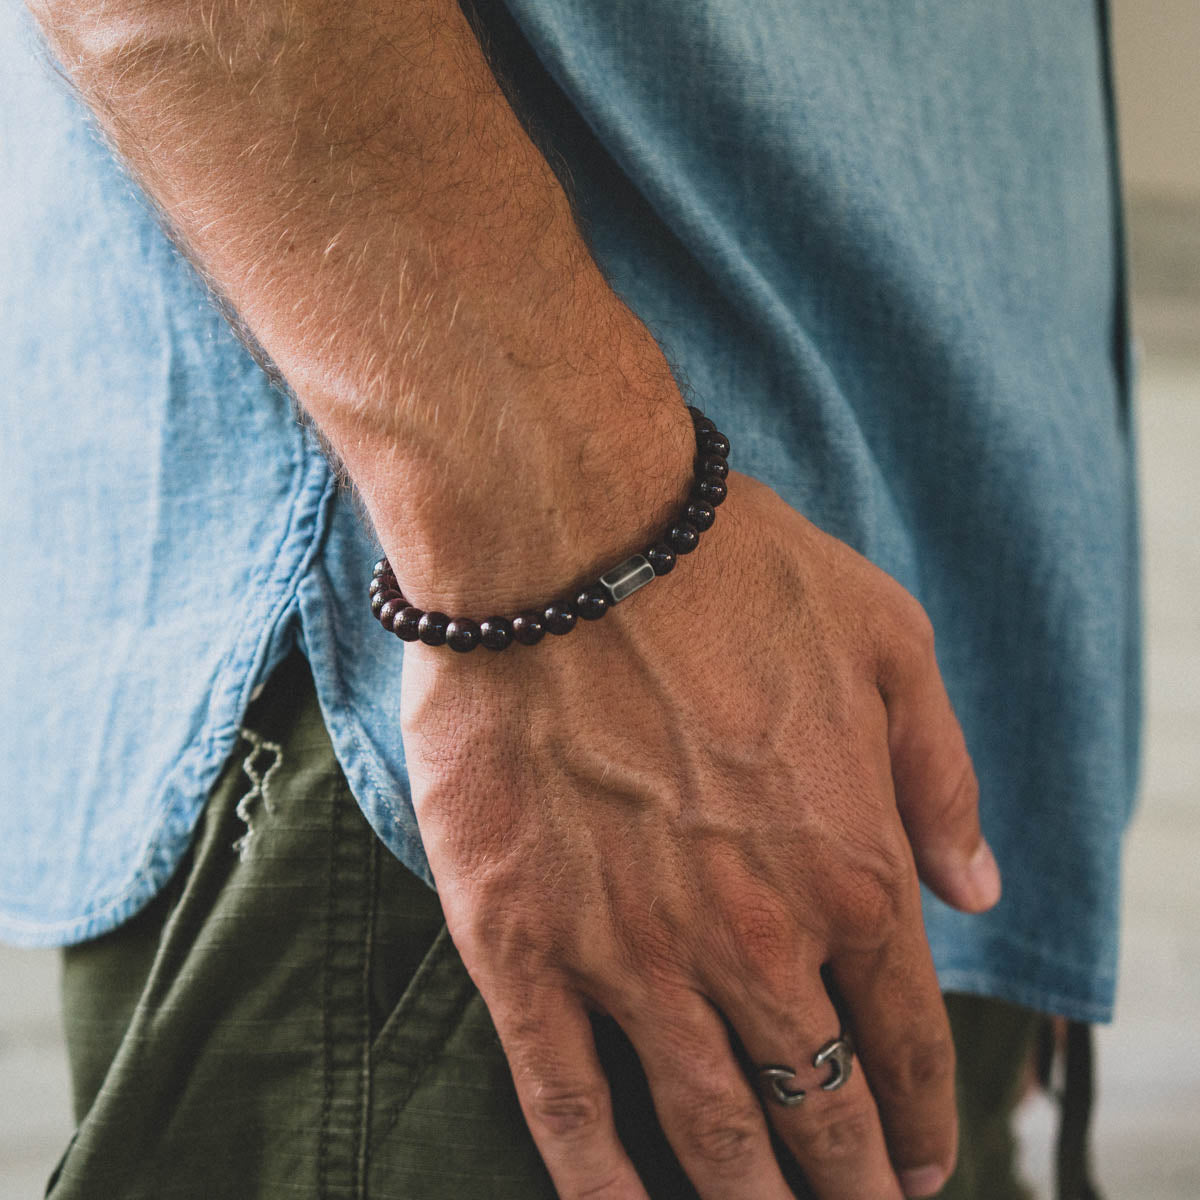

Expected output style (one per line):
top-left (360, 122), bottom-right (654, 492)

top-left (369, 404), bottom-right (732, 650)
top-left (350, 345), bottom-right (697, 613)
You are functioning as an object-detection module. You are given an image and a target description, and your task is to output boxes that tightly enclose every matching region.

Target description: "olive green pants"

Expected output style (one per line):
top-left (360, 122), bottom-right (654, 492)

top-left (49, 651), bottom-right (1039, 1199)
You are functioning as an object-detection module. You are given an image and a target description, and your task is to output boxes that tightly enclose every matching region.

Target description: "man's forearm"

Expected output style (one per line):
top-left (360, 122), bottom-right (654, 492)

top-left (31, 0), bottom-right (693, 607)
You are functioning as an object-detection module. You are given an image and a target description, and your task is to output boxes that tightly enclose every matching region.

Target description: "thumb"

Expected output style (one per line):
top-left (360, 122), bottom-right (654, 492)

top-left (879, 605), bottom-right (1001, 914)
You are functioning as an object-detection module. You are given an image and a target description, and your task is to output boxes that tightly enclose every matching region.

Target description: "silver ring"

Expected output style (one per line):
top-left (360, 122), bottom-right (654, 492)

top-left (757, 1036), bottom-right (855, 1107)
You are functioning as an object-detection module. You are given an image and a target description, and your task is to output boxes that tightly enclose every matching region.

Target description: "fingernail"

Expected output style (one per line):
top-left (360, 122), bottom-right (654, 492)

top-left (899, 1165), bottom-right (948, 1197)
top-left (966, 839), bottom-right (1002, 909)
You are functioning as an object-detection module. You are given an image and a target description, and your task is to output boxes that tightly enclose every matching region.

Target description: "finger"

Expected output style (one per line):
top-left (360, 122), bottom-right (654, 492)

top-left (487, 983), bottom-right (649, 1200)
top-left (617, 990), bottom-right (797, 1200)
top-left (877, 597), bottom-right (1001, 912)
top-left (706, 972), bottom-right (902, 1200)
top-left (832, 919), bottom-right (959, 1198)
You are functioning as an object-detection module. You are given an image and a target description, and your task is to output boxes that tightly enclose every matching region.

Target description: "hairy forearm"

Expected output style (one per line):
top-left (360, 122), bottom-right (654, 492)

top-left (31, 0), bottom-right (692, 607)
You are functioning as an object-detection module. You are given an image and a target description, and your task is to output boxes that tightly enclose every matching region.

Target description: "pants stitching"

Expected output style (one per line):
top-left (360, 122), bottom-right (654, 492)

top-left (355, 827), bottom-right (379, 1194)
top-left (317, 774), bottom-right (343, 1200)
top-left (371, 948), bottom-right (477, 1148)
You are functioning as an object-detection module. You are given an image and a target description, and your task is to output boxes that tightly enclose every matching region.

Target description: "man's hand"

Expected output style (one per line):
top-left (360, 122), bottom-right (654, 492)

top-left (29, 0), bottom-right (999, 1193)
top-left (402, 473), bottom-right (1000, 1200)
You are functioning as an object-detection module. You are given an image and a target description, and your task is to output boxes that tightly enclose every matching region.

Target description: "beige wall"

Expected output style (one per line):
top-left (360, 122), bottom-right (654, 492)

top-left (1112, 0), bottom-right (1200, 200)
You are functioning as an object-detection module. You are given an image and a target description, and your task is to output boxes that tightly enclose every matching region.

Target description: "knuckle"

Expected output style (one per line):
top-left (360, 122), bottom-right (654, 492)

top-left (893, 592), bottom-right (936, 656)
top-left (802, 1099), bottom-right (878, 1165)
top-left (448, 877), bottom-right (571, 987)
top-left (944, 758), bottom-right (981, 820)
top-left (455, 906), bottom-right (553, 984)
top-left (914, 756), bottom-right (982, 849)
top-left (572, 1177), bottom-right (629, 1200)
top-left (616, 912), bottom-right (688, 985)
top-left (527, 1083), bottom-right (610, 1142)
top-left (876, 588), bottom-right (937, 681)
top-left (872, 1035), bottom-right (956, 1102)
top-left (720, 892), bottom-right (794, 983)
top-left (830, 843), bottom-right (909, 945)
top-left (679, 1094), bottom-right (763, 1167)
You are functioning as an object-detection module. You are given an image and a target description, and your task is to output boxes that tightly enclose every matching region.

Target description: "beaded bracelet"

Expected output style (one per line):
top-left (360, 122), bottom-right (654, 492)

top-left (368, 405), bottom-right (729, 652)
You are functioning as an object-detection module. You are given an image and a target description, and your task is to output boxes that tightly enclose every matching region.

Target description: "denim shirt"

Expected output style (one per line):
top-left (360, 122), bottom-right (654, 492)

top-left (0, 0), bottom-right (1139, 1022)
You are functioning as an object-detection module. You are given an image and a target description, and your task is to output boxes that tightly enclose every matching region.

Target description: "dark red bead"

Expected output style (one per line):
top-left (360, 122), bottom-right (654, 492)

top-left (694, 476), bottom-right (727, 506)
top-left (698, 454), bottom-right (728, 480)
top-left (479, 617), bottom-right (514, 650)
top-left (686, 499), bottom-right (716, 531)
top-left (544, 602), bottom-right (577, 635)
top-left (687, 405), bottom-right (705, 425)
top-left (667, 522), bottom-right (700, 554)
top-left (370, 579), bottom-right (403, 603)
top-left (700, 430), bottom-right (730, 457)
top-left (446, 618), bottom-right (481, 653)
top-left (511, 612), bottom-right (546, 645)
top-left (370, 592), bottom-right (389, 618)
top-left (378, 598), bottom-right (406, 629)
top-left (693, 416), bottom-right (717, 437)
top-left (393, 606), bottom-right (423, 642)
top-left (647, 543), bottom-right (677, 575)
top-left (372, 558), bottom-right (389, 578)
top-left (418, 611), bottom-right (450, 646)
top-left (575, 586), bottom-right (609, 620)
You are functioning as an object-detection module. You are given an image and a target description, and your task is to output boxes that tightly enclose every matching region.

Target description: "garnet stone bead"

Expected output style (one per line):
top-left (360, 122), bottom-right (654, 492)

top-left (544, 602), bottom-right (577, 635)
top-left (695, 476), bottom-right (727, 506)
top-left (511, 611), bottom-right (546, 645)
top-left (647, 543), bottom-right (677, 575)
top-left (685, 499), bottom-right (716, 531)
top-left (701, 430), bottom-right (730, 457)
top-left (575, 587), bottom-right (609, 620)
top-left (418, 611), bottom-right (450, 646)
top-left (479, 617), bottom-right (514, 650)
top-left (446, 618), bottom-right (481, 653)
top-left (392, 606), bottom-right (423, 641)
top-left (378, 597), bottom-right (406, 630)
top-left (698, 454), bottom-right (728, 480)
top-left (370, 591), bottom-right (390, 619)
top-left (667, 521), bottom-right (700, 554)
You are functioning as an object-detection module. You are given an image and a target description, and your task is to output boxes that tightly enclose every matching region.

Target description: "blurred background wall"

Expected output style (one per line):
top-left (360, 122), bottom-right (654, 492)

top-left (1114, 0), bottom-right (1200, 356)
top-left (1113, 0), bottom-right (1200, 199)
top-left (1115, 0), bottom-right (1200, 200)
top-left (1, 2), bottom-right (1198, 1197)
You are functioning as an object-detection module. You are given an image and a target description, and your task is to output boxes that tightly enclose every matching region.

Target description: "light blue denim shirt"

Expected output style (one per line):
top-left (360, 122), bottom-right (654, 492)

top-left (0, 0), bottom-right (1139, 1022)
